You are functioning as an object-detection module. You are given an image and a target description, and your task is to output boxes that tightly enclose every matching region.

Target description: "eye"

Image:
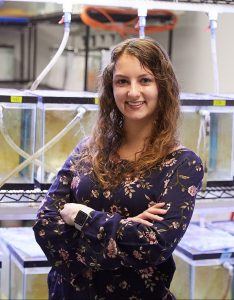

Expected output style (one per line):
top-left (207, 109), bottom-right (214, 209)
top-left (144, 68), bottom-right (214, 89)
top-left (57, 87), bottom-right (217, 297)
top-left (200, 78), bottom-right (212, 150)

top-left (141, 77), bottom-right (154, 84)
top-left (114, 78), bottom-right (128, 86)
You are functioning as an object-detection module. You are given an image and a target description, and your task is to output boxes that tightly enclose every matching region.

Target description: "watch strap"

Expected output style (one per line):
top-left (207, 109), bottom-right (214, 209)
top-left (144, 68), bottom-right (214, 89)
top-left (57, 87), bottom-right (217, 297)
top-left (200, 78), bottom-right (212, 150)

top-left (74, 208), bottom-right (93, 231)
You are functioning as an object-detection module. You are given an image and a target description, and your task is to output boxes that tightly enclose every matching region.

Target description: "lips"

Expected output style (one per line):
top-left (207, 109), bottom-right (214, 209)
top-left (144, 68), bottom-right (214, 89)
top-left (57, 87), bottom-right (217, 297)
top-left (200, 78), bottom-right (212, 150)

top-left (126, 101), bottom-right (145, 108)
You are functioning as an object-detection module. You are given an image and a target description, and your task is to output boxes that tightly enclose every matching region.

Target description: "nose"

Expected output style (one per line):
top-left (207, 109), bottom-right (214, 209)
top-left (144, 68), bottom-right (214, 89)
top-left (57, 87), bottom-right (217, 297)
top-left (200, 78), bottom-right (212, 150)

top-left (127, 82), bottom-right (141, 99)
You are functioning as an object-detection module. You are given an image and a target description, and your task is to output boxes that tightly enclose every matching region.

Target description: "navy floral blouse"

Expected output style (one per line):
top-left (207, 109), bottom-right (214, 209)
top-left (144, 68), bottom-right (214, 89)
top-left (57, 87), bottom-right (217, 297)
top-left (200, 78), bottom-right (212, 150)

top-left (33, 143), bottom-right (203, 300)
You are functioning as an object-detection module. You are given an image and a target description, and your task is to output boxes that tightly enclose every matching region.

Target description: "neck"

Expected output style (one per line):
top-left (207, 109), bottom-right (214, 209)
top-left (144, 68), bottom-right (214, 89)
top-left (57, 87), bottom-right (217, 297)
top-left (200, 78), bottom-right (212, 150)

top-left (118, 120), bottom-right (153, 161)
top-left (124, 119), bottom-right (153, 144)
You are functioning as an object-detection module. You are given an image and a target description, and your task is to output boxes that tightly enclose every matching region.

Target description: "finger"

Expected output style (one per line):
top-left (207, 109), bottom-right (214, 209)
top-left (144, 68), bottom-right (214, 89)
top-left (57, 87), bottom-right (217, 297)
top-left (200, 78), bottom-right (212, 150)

top-left (152, 202), bottom-right (165, 208)
top-left (143, 211), bottom-right (164, 221)
top-left (147, 208), bottom-right (167, 215)
top-left (130, 217), bottom-right (153, 226)
top-left (137, 210), bottom-right (165, 220)
top-left (60, 210), bottom-right (67, 221)
top-left (137, 211), bottom-right (163, 221)
top-left (60, 208), bottom-right (65, 215)
top-left (138, 219), bottom-right (154, 226)
top-left (60, 204), bottom-right (70, 213)
top-left (60, 209), bottom-right (67, 219)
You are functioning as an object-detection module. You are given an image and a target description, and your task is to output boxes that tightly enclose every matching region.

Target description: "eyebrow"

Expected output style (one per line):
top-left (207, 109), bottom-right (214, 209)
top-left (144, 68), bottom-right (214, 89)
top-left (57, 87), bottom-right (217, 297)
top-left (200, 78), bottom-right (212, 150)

top-left (113, 73), bottom-right (153, 78)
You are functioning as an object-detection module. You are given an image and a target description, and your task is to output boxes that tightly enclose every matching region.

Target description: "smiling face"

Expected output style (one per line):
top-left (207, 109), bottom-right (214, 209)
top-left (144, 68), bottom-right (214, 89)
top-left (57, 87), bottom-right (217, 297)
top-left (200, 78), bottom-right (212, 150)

top-left (113, 53), bottom-right (158, 127)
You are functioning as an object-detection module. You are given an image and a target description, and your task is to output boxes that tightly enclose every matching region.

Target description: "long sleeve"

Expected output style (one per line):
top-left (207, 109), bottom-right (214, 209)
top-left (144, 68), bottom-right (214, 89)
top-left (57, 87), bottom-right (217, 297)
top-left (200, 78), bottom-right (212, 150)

top-left (33, 148), bottom-right (203, 277)
top-left (75, 154), bottom-right (203, 270)
top-left (33, 145), bottom-right (88, 277)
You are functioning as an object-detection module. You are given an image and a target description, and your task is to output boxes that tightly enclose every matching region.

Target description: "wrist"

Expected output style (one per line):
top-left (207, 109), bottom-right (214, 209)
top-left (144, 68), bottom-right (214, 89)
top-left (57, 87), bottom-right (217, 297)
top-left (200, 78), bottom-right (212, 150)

top-left (80, 205), bottom-right (94, 216)
top-left (74, 206), bottom-right (94, 231)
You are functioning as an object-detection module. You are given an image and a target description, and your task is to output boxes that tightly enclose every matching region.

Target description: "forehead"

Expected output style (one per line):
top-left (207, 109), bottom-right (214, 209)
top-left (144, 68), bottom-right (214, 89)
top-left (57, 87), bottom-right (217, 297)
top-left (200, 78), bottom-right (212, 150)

top-left (113, 53), bottom-right (152, 75)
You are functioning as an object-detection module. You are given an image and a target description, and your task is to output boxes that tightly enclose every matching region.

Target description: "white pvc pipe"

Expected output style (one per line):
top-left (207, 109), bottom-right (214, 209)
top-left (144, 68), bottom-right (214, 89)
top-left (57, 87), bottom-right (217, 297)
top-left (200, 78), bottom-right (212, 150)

top-left (138, 6), bottom-right (147, 39)
top-left (209, 12), bottom-right (219, 94)
top-left (30, 19), bottom-right (70, 90)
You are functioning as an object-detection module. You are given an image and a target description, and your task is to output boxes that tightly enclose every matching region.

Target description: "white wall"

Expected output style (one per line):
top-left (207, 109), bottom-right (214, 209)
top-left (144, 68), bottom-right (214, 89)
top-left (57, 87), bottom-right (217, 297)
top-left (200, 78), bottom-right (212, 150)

top-left (217, 13), bottom-right (234, 93)
top-left (173, 11), bottom-right (214, 93)
top-left (172, 11), bottom-right (234, 94)
top-left (23, 11), bottom-right (234, 94)
top-left (0, 10), bottom-right (234, 93)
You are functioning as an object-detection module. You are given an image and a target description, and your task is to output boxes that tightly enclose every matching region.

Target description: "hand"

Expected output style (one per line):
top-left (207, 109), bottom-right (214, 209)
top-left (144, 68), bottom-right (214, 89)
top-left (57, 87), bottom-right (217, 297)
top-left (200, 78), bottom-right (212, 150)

top-left (127, 202), bottom-right (168, 226)
top-left (60, 203), bottom-right (86, 226)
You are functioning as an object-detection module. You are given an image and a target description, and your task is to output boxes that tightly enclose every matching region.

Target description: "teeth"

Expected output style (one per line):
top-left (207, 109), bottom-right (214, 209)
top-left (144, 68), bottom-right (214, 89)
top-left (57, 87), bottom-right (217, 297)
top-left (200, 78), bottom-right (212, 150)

top-left (127, 101), bottom-right (144, 106)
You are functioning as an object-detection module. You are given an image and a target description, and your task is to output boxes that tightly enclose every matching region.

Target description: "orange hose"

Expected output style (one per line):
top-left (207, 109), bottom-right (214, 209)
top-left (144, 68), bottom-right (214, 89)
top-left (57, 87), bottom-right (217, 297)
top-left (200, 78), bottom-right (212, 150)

top-left (80, 6), bottom-right (177, 38)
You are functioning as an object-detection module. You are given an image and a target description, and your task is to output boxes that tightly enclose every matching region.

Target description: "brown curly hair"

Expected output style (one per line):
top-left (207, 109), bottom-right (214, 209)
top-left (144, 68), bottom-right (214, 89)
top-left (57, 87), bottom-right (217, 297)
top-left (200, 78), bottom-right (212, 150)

top-left (77, 37), bottom-right (181, 189)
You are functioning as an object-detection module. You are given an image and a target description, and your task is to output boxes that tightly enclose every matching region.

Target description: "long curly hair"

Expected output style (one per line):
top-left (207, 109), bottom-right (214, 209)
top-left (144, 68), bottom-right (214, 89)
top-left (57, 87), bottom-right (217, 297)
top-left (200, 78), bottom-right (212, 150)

top-left (77, 37), bottom-right (181, 189)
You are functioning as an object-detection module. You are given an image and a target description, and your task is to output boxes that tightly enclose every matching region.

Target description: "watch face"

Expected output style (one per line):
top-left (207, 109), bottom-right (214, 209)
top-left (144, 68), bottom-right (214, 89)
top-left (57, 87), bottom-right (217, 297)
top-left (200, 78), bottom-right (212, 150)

top-left (74, 210), bottom-right (88, 226)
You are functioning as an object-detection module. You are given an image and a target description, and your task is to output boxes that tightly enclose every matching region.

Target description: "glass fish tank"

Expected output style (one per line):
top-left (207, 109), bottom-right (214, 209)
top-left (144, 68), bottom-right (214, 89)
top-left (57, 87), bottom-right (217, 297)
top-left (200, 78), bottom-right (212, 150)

top-left (30, 90), bottom-right (98, 189)
top-left (0, 89), bottom-right (37, 190)
top-left (0, 227), bottom-right (50, 300)
top-left (0, 251), bottom-right (2, 299)
top-left (0, 232), bottom-right (10, 300)
top-left (180, 93), bottom-right (234, 185)
top-left (171, 223), bottom-right (234, 300)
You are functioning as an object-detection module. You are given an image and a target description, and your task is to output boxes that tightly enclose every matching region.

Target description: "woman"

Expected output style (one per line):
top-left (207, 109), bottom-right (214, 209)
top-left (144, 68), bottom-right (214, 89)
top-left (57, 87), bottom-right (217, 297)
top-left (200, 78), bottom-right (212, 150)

top-left (33, 37), bottom-right (203, 300)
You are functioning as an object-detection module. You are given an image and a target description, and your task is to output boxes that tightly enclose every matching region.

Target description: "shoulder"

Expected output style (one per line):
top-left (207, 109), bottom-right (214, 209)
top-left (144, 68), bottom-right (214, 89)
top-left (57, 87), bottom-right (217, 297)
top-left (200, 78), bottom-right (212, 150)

top-left (172, 148), bottom-right (204, 182)
top-left (162, 148), bottom-right (204, 190)
top-left (170, 147), bottom-right (202, 165)
top-left (63, 137), bottom-right (90, 169)
top-left (72, 136), bottom-right (90, 155)
top-left (161, 147), bottom-right (203, 179)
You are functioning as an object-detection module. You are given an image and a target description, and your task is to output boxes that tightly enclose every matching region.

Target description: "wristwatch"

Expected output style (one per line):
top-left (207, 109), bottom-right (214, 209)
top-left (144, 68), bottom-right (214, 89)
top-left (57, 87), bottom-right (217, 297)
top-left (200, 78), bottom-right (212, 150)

top-left (74, 209), bottom-right (92, 231)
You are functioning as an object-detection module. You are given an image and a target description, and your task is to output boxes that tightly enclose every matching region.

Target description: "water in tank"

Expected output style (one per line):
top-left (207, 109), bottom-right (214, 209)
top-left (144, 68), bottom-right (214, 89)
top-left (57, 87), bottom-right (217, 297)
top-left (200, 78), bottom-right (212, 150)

top-left (0, 227), bottom-right (50, 300)
top-left (31, 90), bottom-right (98, 188)
top-left (0, 89), bottom-right (37, 189)
top-left (180, 93), bottom-right (234, 184)
top-left (171, 223), bottom-right (234, 300)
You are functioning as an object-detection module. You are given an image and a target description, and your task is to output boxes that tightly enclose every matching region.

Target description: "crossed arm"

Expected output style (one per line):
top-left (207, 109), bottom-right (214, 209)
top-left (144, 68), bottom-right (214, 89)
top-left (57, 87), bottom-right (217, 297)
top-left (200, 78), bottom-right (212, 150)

top-left (33, 146), bottom-right (203, 277)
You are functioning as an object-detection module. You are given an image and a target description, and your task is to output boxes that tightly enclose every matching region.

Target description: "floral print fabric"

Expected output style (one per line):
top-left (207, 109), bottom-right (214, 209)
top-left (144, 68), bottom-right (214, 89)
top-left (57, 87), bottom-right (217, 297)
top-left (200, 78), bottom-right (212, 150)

top-left (33, 144), bottom-right (203, 300)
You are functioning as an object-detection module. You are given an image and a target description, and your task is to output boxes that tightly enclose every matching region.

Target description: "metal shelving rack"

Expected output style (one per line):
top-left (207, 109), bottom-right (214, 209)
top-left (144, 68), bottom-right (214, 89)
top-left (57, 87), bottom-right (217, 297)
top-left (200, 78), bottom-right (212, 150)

top-left (1, 0), bottom-right (234, 219)
top-left (0, 89), bottom-right (234, 218)
top-left (0, 3), bottom-right (234, 300)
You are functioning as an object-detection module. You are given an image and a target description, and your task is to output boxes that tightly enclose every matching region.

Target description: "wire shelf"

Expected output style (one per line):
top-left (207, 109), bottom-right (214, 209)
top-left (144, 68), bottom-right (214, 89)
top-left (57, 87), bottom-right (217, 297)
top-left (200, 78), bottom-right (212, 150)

top-left (0, 185), bottom-right (234, 203)
top-left (0, 189), bottom-right (46, 204)
top-left (197, 186), bottom-right (234, 199)
top-left (0, 186), bottom-right (233, 220)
